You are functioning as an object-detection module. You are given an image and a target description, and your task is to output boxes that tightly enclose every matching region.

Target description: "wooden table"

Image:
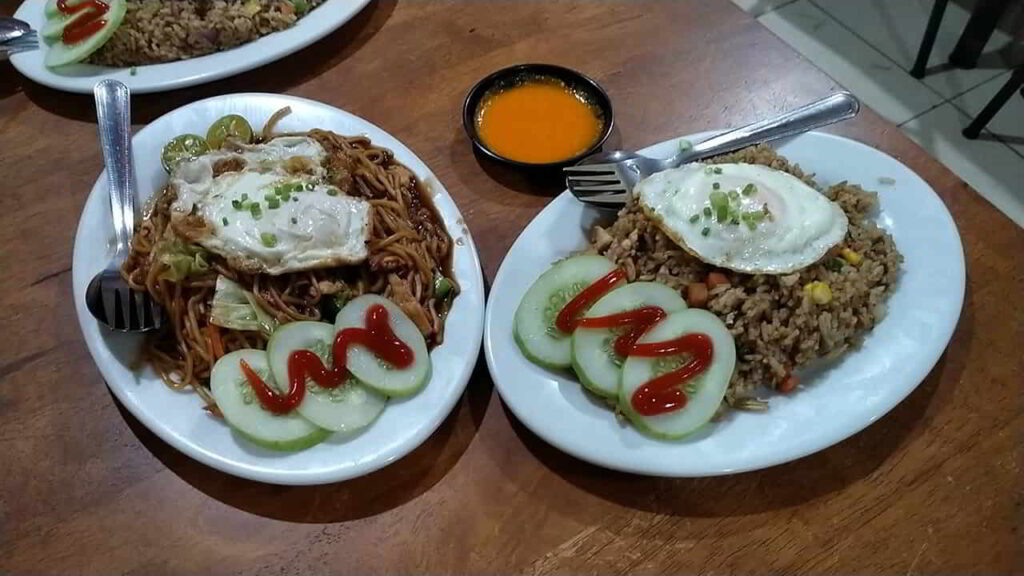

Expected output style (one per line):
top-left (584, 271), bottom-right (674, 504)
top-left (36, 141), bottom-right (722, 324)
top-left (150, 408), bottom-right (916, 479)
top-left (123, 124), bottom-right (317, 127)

top-left (1, 1), bottom-right (1020, 573)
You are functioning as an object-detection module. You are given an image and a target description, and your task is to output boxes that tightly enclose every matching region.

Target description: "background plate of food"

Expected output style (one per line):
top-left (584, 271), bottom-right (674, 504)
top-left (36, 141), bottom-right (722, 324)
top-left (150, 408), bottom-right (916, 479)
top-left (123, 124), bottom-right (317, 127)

top-left (11, 0), bottom-right (371, 94)
top-left (72, 93), bottom-right (485, 485)
top-left (484, 131), bottom-right (964, 477)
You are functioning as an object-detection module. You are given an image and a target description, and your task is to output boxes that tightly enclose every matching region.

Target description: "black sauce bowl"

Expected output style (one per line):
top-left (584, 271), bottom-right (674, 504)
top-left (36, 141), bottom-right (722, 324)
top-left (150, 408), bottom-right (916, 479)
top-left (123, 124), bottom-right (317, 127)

top-left (462, 63), bottom-right (615, 170)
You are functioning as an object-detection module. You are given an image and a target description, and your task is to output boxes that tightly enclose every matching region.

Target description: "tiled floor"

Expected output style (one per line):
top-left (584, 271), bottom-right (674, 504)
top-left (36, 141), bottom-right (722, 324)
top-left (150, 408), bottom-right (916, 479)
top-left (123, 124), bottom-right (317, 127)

top-left (735, 0), bottom-right (1024, 227)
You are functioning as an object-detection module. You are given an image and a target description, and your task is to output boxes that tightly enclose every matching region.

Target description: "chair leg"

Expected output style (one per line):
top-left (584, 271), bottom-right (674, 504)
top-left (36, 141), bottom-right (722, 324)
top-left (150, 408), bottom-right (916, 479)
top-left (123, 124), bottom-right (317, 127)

top-left (963, 66), bottom-right (1024, 139)
top-left (948, 0), bottom-right (1013, 69)
top-left (912, 0), bottom-right (950, 79)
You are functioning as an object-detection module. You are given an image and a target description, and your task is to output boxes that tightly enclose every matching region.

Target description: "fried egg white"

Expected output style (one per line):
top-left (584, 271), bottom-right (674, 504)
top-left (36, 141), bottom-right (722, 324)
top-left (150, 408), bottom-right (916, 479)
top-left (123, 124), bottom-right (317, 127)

top-left (636, 163), bottom-right (848, 274)
top-left (169, 136), bottom-right (371, 275)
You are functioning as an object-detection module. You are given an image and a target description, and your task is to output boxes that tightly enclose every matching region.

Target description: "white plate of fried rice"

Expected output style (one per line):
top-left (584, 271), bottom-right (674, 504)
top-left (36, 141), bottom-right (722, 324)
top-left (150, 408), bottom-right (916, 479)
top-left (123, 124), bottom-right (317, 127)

top-left (484, 131), bottom-right (965, 477)
top-left (72, 93), bottom-right (485, 485)
top-left (11, 0), bottom-right (371, 94)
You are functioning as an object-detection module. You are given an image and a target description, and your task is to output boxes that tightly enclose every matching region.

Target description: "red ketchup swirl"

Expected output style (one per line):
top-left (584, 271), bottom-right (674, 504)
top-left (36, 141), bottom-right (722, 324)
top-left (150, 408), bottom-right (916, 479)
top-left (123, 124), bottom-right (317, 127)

top-left (554, 268), bottom-right (714, 417)
top-left (240, 304), bottom-right (413, 414)
top-left (628, 333), bottom-right (713, 416)
top-left (58, 0), bottom-right (111, 45)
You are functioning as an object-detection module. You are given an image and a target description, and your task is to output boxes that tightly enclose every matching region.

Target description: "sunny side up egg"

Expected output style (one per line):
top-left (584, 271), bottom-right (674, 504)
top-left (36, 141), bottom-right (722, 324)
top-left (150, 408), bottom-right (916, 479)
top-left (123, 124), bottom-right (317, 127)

top-left (637, 163), bottom-right (848, 274)
top-left (168, 136), bottom-right (371, 276)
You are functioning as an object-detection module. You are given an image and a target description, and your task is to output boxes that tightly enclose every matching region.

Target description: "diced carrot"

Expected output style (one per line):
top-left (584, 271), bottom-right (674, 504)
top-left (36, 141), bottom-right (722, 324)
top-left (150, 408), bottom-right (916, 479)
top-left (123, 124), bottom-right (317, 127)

top-left (207, 324), bottom-right (224, 360)
top-left (778, 373), bottom-right (799, 394)
top-left (707, 271), bottom-right (730, 290)
top-left (687, 282), bottom-right (709, 308)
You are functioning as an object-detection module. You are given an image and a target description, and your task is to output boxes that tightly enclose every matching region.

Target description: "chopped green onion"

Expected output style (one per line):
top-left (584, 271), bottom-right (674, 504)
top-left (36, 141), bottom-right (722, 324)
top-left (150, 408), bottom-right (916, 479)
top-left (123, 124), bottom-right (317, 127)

top-left (743, 210), bottom-right (765, 224)
top-left (264, 192), bottom-right (277, 202)
top-left (701, 227), bottom-right (710, 237)
top-left (305, 183), bottom-right (315, 191)
top-left (703, 206), bottom-right (712, 217)
top-left (222, 217), bottom-right (229, 226)
top-left (231, 199), bottom-right (244, 210)
top-left (727, 189), bottom-right (740, 201)
top-left (742, 183), bottom-right (757, 196)
top-left (290, 217), bottom-right (298, 224)
top-left (704, 165), bottom-right (715, 175)
top-left (240, 193), bottom-right (249, 201)
top-left (250, 203), bottom-right (263, 220)
top-left (710, 190), bottom-right (729, 223)
top-left (279, 191), bottom-right (291, 201)
top-left (689, 214), bottom-right (701, 223)
top-left (712, 182), bottom-right (721, 190)
top-left (130, 66), bottom-right (138, 76)
top-left (291, 182), bottom-right (305, 193)
top-left (292, 196), bottom-right (299, 202)
top-left (679, 139), bottom-right (693, 152)
top-left (326, 188), bottom-right (338, 196)
top-left (267, 197), bottom-right (281, 210)
top-left (260, 232), bottom-right (277, 248)
top-left (713, 166), bottom-right (723, 175)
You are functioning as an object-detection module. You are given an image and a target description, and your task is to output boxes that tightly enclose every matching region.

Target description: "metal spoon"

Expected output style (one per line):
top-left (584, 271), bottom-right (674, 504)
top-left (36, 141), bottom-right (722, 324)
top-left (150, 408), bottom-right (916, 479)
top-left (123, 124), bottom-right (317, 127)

top-left (0, 17), bottom-right (31, 44)
top-left (85, 80), bottom-right (165, 332)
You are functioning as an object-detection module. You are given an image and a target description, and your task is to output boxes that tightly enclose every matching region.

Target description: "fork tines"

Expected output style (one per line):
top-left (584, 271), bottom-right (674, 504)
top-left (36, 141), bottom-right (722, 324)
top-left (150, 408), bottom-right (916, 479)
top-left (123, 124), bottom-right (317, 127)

top-left (101, 285), bottom-right (163, 332)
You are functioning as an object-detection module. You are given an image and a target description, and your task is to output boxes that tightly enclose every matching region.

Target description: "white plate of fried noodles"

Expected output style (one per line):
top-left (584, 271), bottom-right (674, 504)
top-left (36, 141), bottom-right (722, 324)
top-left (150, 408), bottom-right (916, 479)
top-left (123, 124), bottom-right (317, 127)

top-left (73, 93), bottom-right (485, 485)
top-left (485, 131), bottom-right (965, 477)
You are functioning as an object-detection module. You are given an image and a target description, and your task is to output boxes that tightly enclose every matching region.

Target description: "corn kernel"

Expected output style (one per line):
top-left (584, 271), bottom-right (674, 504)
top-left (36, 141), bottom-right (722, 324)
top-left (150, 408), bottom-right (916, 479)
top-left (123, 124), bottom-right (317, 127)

top-left (839, 247), bottom-right (862, 266)
top-left (804, 281), bottom-right (833, 305)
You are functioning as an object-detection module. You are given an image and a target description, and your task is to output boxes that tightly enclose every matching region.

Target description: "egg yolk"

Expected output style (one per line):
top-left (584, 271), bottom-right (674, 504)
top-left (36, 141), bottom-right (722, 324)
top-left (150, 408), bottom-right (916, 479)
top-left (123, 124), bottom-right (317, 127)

top-left (476, 81), bottom-right (602, 164)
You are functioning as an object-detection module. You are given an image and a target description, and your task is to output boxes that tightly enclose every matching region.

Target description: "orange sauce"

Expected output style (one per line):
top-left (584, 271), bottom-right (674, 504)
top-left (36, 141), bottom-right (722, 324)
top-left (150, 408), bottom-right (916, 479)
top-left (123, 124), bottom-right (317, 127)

top-left (476, 80), bottom-right (603, 164)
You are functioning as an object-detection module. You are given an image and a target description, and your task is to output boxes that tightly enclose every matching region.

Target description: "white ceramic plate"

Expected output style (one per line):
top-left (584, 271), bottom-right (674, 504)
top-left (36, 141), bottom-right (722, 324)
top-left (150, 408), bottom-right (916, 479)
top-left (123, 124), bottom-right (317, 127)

top-left (11, 0), bottom-right (371, 94)
top-left (72, 94), bottom-right (485, 485)
top-left (485, 131), bottom-right (965, 477)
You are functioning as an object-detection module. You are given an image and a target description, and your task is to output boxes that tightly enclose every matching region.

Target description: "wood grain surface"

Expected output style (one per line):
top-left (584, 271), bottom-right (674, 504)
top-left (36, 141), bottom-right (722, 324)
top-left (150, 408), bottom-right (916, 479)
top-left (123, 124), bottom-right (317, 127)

top-left (1, 1), bottom-right (1020, 574)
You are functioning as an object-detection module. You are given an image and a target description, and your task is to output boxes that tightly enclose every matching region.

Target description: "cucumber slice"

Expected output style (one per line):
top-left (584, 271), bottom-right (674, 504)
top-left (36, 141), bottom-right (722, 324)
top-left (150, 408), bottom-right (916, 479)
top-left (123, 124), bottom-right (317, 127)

top-left (44, 0), bottom-right (64, 18)
top-left (619, 309), bottom-right (736, 440)
top-left (210, 349), bottom-right (329, 451)
top-left (43, 0), bottom-right (90, 18)
top-left (571, 282), bottom-right (688, 398)
top-left (266, 321), bottom-right (387, 433)
top-left (335, 295), bottom-right (431, 397)
top-left (514, 254), bottom-right (622, 370)
top-left (42, 8), bottom-right (91, 42)
top-left (44, 0), bottom-right (127, 68)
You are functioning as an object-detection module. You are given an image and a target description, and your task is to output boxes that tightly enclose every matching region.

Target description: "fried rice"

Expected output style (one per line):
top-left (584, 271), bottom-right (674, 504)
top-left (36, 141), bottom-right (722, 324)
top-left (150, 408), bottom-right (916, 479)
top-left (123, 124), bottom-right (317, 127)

top-left (591, 145), bottom-right (903, 410)
top-left (88, 0), bottom-right (326, 67)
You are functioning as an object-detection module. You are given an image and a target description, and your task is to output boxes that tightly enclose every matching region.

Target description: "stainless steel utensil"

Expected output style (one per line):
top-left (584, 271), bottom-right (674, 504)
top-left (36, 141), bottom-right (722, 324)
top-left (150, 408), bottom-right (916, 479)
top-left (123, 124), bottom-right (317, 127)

top-left (85, 80), bottom-right (164, 332)
top-left (563, 91), bottom-right (861, 207)
top-left (0, 17), bottom-right (31, 44)
top-left (0, 31), bottom-right (39, 59)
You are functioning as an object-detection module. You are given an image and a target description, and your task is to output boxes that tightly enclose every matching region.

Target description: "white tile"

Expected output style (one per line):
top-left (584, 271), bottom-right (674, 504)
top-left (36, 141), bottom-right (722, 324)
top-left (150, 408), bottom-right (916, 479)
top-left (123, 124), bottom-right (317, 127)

top-left (952, 71), bottom-right (1024, 157)
top-left (730, 0), bottom-right (798, 16)
top-left (758, 1), bottom-right (944, 125)
top-left (901, 102), bottom-right (1024, 227)
top-left (814, 0), bottom-right (1018, 99)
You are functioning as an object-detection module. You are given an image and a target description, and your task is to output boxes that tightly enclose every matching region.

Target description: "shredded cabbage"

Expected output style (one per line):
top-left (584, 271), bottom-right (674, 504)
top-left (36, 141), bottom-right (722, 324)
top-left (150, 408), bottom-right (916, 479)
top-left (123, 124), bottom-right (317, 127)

top-left (210, 276), bottom-right (278, 336)
top-left (155, 239), bottom-right (209, 282)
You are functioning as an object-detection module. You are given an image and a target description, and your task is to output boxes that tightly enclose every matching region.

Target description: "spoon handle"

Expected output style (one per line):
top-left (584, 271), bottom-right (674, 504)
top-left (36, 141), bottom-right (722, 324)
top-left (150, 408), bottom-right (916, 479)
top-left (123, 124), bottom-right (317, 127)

top-left (94, 80), bottom-right (136, 256)
top-left (672, 91), bottom-right (861, 167)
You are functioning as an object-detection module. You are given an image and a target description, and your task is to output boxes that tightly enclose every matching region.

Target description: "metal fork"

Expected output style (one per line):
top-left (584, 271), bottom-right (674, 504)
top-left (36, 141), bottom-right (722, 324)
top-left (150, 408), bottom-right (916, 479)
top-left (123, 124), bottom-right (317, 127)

top-left (564, 91), bottom-right (861, 207)
top-left (85, 80), bottom-right (164, 332)
top-left (0, 35), bottom-right (39, 59)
